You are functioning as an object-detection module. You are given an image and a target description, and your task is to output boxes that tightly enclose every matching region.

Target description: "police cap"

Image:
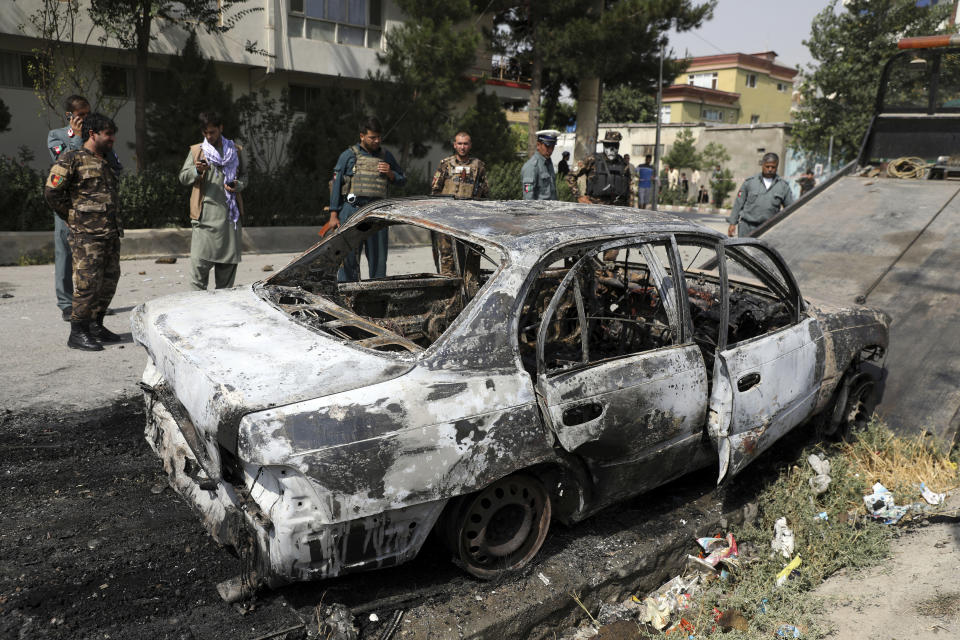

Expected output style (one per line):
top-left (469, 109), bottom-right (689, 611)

top-left (536, 129), bottom-right (560, 145)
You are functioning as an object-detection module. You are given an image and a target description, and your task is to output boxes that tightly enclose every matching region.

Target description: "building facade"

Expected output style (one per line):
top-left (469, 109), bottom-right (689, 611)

top-left (0, 1), bottom-right (527, 171)
top-left (661, 51), bottom-right (797, 125)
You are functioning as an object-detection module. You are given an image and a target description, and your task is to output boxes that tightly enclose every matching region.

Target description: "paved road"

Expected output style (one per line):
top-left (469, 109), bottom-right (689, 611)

top-left (0, 208), bottom-right (726, 415)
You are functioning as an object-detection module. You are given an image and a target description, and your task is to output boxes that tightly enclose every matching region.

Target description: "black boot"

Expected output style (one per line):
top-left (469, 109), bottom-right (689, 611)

top-left (90, 314), bottom-right (122, 343)
top-left (68, 321), bottom-right (104, 351)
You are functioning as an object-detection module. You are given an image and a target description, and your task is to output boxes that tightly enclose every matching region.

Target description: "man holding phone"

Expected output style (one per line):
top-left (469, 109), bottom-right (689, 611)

top-left (47, 95), bottom-right (122, 320)
top-left (179, 111), bottom-right (246, 290)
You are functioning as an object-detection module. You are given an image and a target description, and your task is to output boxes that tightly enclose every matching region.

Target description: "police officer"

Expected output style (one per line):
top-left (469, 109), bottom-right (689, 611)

top-left (44, 113), bottom-right (123, 352)
top-left (329, 116), bottom-right (406, 282)
top-left (566, 131), bottom-right (632, 206)
top-left (521, 130), bottom-right (560, 200)
top-left (430, 131), bottom-right (489, 274)
top-left (727, 152), bottom-right (795, 237)
top-left (46, 96), bottom-right (122, 322)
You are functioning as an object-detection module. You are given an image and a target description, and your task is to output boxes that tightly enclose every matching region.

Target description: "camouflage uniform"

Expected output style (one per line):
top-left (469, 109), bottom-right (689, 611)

top-left (430, 155), bottom-right (489, 274)
top-left (44, 148), bottom-right (122, 322)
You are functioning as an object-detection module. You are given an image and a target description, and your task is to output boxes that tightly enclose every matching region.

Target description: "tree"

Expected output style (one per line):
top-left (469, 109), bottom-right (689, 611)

top-left (598, 85), bottom-right (656, 124)
top-left (14, 0), bottom-right (127, 124)
top-left (490, 0), bottom-right (714, 157)
top-left (662, 128), bottom-right (700, 170)
top-left (234, 89), bottom-right (296, 175)
top-left (450, 91), bottom-right (517, 165)
top-left (145, 33), bottom-right (237, 170)
top-left (367, 0), bottom-right (480, 166)
top-left (701, 142), bottom-right (735, 206)
top-left (87, 0), bottom-right (256, 170)
top-left (793, 0), bottom-right (950, 160)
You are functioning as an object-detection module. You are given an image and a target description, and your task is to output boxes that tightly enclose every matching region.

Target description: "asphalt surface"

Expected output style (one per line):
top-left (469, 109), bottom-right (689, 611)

top-left (0, 209), bottom-right (728, 415)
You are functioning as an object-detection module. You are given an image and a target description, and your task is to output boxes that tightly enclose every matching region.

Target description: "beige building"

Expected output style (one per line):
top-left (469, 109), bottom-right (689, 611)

top-left (661, 51), bottom-right (797, 125)
top-left (0, 1), bottom-right (527, 171)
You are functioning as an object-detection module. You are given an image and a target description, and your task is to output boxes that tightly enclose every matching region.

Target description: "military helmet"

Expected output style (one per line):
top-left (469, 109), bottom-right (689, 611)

top-left (602, 131), bottom-right (622, 144)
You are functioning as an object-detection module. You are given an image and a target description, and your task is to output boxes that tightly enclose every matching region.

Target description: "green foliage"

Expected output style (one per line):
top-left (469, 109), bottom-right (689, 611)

top-left (0, 98), bottom-right (10, 132)
top-left (662, 128), bottom-right (700, 171)
top-left (234, 88), bottom-right (296, 175)
top-left (486, 159), bottom-right (524, 200)
top-left (700, 141), bottom-right (735, 206)
top-left (145, 32), bottom-right (237, 171)
top-left (369, 0), bottom-right (480, 164)
top-left (286, 83), bottom-right (365, 210)
top-left (700, 141), bottom-right (730, 169)
top-left (793, 0), bottom-right (950, 159)
top-left (449, 92), bottom-right (517, 166)
top-left (0, 149), bottom-right (49, 232)
top-left (117, 169), bottom-right (185, 228)
top-left (598, 85), bottom-right (656, 123)
top-left (556, 173), bottom-right (576, 202)
top-left (240, 168), bottom-right (327, 226)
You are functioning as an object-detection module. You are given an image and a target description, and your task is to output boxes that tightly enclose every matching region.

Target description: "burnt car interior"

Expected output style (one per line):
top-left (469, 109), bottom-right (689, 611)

top-left (262, 219), bottom-right (503, 353)
top-left (519, 236), bottom-right (800, 383)
top-left (519, 241), bottom-right (677, 375)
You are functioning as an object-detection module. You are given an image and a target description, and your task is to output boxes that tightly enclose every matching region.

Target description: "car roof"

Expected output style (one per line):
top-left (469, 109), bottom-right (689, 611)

top-left (365, 198), bottom-right (722, 257)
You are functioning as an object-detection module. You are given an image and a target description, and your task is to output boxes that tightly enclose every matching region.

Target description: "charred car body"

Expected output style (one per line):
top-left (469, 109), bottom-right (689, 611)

top-left (132, 200), bottom-right (888, 591)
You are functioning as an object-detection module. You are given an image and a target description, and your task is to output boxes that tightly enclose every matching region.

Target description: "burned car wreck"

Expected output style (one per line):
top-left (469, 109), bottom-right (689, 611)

top-left (132, 199), bottom-right (889, 593)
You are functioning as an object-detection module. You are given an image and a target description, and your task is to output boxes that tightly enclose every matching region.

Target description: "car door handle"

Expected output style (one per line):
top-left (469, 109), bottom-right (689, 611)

top-left (562, 402), bottom-right (603, 426)
top-left (737, 373), bottom-right (761, 392)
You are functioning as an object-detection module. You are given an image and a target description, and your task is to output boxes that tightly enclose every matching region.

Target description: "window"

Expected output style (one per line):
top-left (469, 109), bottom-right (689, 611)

top-left (659, 104), bottom-right (671, 123)
top-left (777, 82), bottom-right (789, 93)
top-left (688, 72), bottom-right (718, 90)
top-left (102, 65), bottom-right (132, 98)
top-left (745, 73), bottom-right (757, 88)
top-left (750, 114), bottom-right (760, 124)
top-left (723, 244), bottom-right (797, 345)
top-left (289, 84), bottom-right (360, 112)
top-left (289, 0), bottom-right (383, 48)
top-left (702, 108), bottom-right (723, 122)
top-left (0, 51), bottom-right (44, 89)
top-left (536, 242), bottom-right (679, 373)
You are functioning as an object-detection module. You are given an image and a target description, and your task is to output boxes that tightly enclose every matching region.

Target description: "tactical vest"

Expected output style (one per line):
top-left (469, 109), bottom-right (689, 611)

top-left (441, 158), bottom-right (481, 198)
top-left (343, 145), bottom-right (388, 198)
top-left (586, 154), bottom-right (630, 200)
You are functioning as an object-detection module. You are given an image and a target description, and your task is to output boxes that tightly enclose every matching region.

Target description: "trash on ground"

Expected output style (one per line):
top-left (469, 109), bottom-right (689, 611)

top-left (814, 512), bottom-right (828, 521)
top-left (538, 572), bottom-right (551, 586)
top-left (155, 257), bottom-right (177, 264)
top-left (692, 533), bottom-right (739, 571)
top-left (635, 574), bottom-right (702, 631)
top-left (863, 482), bottom-right (909, 524)
top-left (920, 482), bottom-right (945, 505)
top-left (771, 517), bottom-right (795, 558)
top-left (776, 623), bottom-right (802, 637)
top-left (262, 264), bottom-right (274, 272)
top-left (775, 555), bottom-right (802, 586)
top-left (807, 454), bottom-right (832, 495)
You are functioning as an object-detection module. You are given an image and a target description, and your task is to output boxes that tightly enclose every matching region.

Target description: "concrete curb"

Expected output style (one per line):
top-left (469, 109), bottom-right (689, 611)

top-left (0, 225), bottom-right (432, 265)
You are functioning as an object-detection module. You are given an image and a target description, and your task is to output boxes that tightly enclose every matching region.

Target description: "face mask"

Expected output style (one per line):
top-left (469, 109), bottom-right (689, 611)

top-left (604, 145), bottom-right (618, 161)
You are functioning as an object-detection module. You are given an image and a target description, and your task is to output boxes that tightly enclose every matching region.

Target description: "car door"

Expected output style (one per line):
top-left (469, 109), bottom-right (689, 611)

top-left (707, 238), bottom-right (824, 481)
top-left (533, 238), bottom-right (709, 482)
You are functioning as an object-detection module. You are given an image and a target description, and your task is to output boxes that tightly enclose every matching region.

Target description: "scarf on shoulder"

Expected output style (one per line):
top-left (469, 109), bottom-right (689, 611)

top-left (201, 137), bottom-right (240, 228)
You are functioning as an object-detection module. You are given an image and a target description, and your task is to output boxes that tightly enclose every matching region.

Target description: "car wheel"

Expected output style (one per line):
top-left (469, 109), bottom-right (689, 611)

top-left (449, 474), bottom-right (551, 579)
top-left (818, 372), bottom-right (874, 440)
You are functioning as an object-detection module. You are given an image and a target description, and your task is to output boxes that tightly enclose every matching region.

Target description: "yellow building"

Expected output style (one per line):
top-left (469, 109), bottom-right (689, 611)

top-left (662, 51), bottom-right (797, 125)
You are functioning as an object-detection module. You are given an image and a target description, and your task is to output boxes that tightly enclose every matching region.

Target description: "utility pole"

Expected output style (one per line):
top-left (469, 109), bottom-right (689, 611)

top-left (652, 43), bottom-right (664, 212)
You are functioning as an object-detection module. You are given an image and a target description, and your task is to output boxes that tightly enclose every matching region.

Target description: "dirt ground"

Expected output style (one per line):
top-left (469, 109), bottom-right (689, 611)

top-left (814, 498), bottom-right (960, 639)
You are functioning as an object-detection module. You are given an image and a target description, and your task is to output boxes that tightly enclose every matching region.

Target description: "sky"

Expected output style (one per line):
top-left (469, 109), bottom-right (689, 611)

top-left (667, 0), bottom-right (837, 71)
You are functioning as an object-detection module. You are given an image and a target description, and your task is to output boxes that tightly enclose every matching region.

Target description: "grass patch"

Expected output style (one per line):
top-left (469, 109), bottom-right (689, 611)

top-left (17, 247), bottom-right (55, 266)
top-left (579, 418), bottom-right (960, 639)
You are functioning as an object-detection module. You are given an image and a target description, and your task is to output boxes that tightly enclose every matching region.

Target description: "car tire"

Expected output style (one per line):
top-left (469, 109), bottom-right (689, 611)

top-left (818, 371), bottom-right (875, 441)
top-left (447, 474), bottom-right (551, 580)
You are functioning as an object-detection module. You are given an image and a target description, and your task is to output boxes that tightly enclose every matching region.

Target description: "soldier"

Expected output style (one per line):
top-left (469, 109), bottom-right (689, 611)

top-left (329, 116), bottom-right (406, 282)
top-left (47, 95), bottom-right (122, 321)
top-left (566, 130), bottom-right (632, 206)
top-left (521, 129), bottom-right (560, 200)
top-left (430, 131), bottom-right (489, 274)
top-left (44, 113), bottom-right (123, 352)
top-left (727, 152), bottom-right (796, 237)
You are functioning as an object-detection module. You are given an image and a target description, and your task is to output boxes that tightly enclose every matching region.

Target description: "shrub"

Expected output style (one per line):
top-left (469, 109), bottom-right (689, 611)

top-left (0, 149), bottom-right (49, 232)
top-left (487, 159), bottom-right (524, 200)
top-left (118, 170), bottom-right (186, 229)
